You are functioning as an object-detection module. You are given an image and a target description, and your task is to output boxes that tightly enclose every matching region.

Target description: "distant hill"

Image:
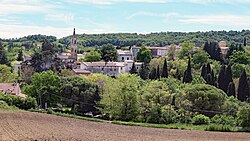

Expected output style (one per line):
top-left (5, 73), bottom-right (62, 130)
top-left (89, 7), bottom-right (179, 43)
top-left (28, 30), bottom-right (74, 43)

top-left (59, 30), bottom-right (250, 47)
top-left (1, 34), bottom-right (57, 43)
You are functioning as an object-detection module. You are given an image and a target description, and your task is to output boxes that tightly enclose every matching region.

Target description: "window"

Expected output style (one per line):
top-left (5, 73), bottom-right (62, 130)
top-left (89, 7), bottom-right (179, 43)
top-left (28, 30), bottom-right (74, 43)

top-left (110, 68), bottom-right (112, 71)
top-left (127, 57), bottom-right (129, 60)
top-left (122, 57), bottom-right (124, 60)
top-left (114, 69), bottom-right (116, 71)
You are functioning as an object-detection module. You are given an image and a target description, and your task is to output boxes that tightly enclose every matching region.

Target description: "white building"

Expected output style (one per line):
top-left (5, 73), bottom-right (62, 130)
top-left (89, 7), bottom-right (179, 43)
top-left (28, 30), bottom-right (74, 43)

top-left (79, 60), bottom-right (142, 77)
top-left (117, 50), bottom-right (133, 62)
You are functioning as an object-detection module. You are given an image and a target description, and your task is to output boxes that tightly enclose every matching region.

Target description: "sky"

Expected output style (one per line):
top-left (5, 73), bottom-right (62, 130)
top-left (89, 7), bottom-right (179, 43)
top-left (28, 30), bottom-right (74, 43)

top-left (0, 0), bottom-right (250, 39)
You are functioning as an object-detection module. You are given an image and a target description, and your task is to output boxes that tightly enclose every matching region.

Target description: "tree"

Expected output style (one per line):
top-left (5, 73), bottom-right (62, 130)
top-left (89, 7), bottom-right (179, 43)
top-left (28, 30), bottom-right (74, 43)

top-left (149, 68), bottom-right (157, 80)
top-left (156, 65), bottom-right (160, 79)
top-left (84, 51), bottom-right (101, 62)
top-left (229, 51), bottom-right (250, 65)
top-left (136, 46), bottom-right (152, 63)
top-left (193, 50), bottom-right (210, 69)
top-left (0, 42), bottom-right (10, 66)
top-left (23, 71), bottom-right (61, 108)
top-left (237, 105), bottom-right (250, 128)
top-left (177, 84), bottom-right (227, 116)
top-left (0, 65), bottom-right (17, 82)
top-left (178, 41), bottom-right (194, 59)
top-left (183, 58), bottom-right (192, 83)
top-left (161, 59), bottom-right (168, 78)
top-left (218, 65), bottom-right (226, 91)
top-left (60, 76), bottom-right (100, 114)
top-left (243, 37), bottom-right (247, 47)
top-left (227, 82), bottom-right (236, 97)
top-left (17, 49), bottom-right (24, 61)
top-left (139, 63), bottom-right (150, 80)
top-left (140, 80), bottom-right (172, 123)
top-left (129, 62), bottom-right (137, 74)
top-left (237, 69), bottom-right (250, 102)
top-left (100, 44), bottom-right (118, 62)
top-left (203, 41), bottom-right (223, 61)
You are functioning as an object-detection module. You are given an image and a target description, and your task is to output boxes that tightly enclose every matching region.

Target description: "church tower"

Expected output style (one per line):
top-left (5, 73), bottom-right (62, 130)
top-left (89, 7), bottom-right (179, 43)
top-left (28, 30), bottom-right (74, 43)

top-left (70, 28), bottom-right (77, 61)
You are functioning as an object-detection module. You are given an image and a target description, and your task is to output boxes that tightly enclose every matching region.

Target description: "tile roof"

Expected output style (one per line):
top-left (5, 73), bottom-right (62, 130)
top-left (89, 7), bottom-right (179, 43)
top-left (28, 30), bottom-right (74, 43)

top-left (0, 83), bottom-right (26, 98)
top-left (81, 62), bottom-right (125, 67)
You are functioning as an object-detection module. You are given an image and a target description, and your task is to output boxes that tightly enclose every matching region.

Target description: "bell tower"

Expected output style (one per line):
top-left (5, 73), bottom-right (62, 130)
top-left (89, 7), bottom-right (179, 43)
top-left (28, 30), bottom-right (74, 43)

top-left (70, 28), bottom-right (77, 60)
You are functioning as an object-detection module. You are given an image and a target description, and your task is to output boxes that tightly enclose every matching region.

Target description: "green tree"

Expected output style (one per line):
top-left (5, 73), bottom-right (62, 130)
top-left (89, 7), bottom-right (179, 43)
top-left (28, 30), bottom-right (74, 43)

top-left (176, 84), bottom-right (227, 116)
top-left (183, 58), bottom-right (192, 83)
top-left (129, 62), bottom-right (137, 74)
top-left (17, 49), bottom-right (24, 61)
top-left (140, 80), bottom-right (172, 123)
top-left (84, 51), bottom-right (101, 62)
top-left (0, 65), bottom-right (17, 82)
top-left (193, 50), bottom-right (210, 69)
top-left (178, 41), bottom-right (194, 59)
top-left (60, 76), bottom-right (100, 114)
top-left (136, 46), bottom-right (152, 63)
top-left (161, 59), bottom-right (168, 78)
top-left (100, 74), bottom-right (142, 121)
top-left (100, 44), bottom-right (118, 62)
top-left (243, 37), bottom-right (247, 47)
top-left (237, 105), bottom-right (250, 128)
top-left (23, 71), bottom-right (61, 108)
top-left (0, 42), bottom-right (10, 66)
top-left (237, 69), bottom-right (250, 102)
top-left (139, 63), bottom-right (150, 80)
top-left (229, 51), bottom-right (250, 65)
top-left (227, 82), bottom-right (236, 97)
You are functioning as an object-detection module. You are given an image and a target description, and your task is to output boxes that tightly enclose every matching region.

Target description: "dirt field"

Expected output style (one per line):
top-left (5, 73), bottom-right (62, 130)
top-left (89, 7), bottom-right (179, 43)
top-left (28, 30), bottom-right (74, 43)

top-left (0, 110), bottom-right (250, 141)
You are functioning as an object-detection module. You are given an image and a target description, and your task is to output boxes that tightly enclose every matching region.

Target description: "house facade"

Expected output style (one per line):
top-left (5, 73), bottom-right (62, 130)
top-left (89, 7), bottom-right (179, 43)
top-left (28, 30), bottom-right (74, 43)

top-left (78, 60), bottom-right (142, 77)
top-left (219, 41), bottom-right (229, 57)
top-left (0, 83), bottom-right (26, 98)
top-left (117, 50), bottom-right (133, 62)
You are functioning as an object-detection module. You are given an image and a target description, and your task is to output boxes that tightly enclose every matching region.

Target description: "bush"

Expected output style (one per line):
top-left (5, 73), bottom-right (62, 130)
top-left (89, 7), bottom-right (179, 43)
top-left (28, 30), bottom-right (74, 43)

top-left (192, 114), bottom-right (210, 125)
top-left (176, 108), bottom-right (193, 124)
top-left (237, 105), bottom-right (250, 128)
top-left (0, 100), bottom-right (18, 110)
top-left (211, 114), bottom-right (236, 126)
top-left (205, 124), bottom-right (234, 132)
top-left (0, 94), bottom-right (37, 110)
top-left (161, 106), bottom-right (178, 124)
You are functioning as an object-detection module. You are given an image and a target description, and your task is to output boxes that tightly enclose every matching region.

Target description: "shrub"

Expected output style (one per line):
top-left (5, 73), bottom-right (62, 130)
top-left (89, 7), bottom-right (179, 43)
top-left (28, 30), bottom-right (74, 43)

top-left (0, 100), bottom-right (18, 110)
top-left (0, 94), bottom-right (37, 110)
top-left (161, 105), bottom-right (178, 124)
top-left (211, 114), bottom-right (236, 126)
top-left (192, 114), bottom-right (210, 125)
top-left (205, 124), bottom-right (234, 132)
top-left (176, 108), bottom-right (193, 124)
top-left (237, 105), bottom-right (250, 128)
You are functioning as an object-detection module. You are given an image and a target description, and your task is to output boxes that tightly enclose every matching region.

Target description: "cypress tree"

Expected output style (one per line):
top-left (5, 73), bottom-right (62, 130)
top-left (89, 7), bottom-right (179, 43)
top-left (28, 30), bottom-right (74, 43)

top-left (206, 73), bottom-right (213, 85)
top-left (243, 37), bottom-right (247, 47)
top-left (161, 59), bottom-right (168, 78)
top-left (183, 57), bottom-right (192, 83)
top-left (17, 49), bottom-right (24, 61)
top-left (206, 63), bottom-right (211, 74)
top-left (149, 68), bottom-right (157, 80)
top-left (201, 64), bottom-right (207, 79)
top-left (227, 82), bottom-right (236, 97)
top-left (238, 69), bottom-right (250, 101)
top-left (218, 65), bottom-right (226, 91)
top-left (139, 63), bottom-right (149, 80)
top-left (225, 65), bottom-right (233, 89)
top-left (156, 65), bottom-right (160, 79)
top-left (175, 68), bottom-right (181, 80)
top-left (129, 62), bottom-right (137, 74)
top-left (0, 42), bottom-right (10, 66)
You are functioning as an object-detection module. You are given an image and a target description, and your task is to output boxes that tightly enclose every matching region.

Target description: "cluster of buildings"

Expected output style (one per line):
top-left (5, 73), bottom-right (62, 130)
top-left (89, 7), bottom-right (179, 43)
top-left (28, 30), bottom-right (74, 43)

top-left (55, 29), bottom-right (182, 77)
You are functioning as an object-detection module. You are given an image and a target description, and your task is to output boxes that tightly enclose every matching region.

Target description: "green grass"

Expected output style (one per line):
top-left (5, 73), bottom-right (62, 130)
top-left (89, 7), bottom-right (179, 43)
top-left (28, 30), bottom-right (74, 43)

top-left (205, 124), bottom-right (237, 132)
top-left (0, 100), bottom-right (19, 111)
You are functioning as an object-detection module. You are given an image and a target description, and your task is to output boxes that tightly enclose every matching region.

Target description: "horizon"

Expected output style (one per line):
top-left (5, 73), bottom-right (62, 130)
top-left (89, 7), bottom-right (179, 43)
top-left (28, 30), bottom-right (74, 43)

top-left (1, 0), bottom-right (250, 39)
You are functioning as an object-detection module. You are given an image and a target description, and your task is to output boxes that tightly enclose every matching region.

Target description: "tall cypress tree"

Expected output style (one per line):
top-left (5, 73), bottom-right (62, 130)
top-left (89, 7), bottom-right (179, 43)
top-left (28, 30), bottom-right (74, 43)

top-left (0, 42), bottom-right (10, 66)
top-left (129, 62), bottom-right (137, 74)
top-left (161, 59), bottom-right (168, 78)
top-left (243, 37), bottom-right (247, 47)
top-left (139, 63), bottom-right (149, 80)
top-left (225, 65), bottom-right (233, 90)
top-left (201, 64), bottom-right (207, 79)
top-left (156, 65), bottom-right (160, 79)
top-left (149, 68), bottom-right (157, 80)
top-left (238, 69), bottom-right (250, 101)
top-left (183, 57), bottom-right (192, 83)
top-left (227, 82), bottom-right (236, 97)
top-left (17, 49), bottom-right (24, 61)
top-left (218, 65), bottom-right (226, 90)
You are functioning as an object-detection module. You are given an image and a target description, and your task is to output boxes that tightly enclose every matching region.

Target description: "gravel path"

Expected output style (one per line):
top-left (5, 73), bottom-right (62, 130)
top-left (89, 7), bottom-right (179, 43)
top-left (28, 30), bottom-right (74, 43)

top-left (0, 110), bottom-right (249, 141)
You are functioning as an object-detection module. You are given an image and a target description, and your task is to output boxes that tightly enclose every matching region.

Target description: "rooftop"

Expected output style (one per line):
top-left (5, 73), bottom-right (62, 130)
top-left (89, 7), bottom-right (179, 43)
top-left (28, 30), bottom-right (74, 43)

top-left (81, 62), bottom-right (125, 67)
top-left (0, 83), bottom-right (26, 98)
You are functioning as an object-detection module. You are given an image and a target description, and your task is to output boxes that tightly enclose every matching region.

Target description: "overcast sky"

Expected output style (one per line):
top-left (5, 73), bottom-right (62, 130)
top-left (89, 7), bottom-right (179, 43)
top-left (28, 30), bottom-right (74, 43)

top-left (0, 0), bottom-right (250, 39)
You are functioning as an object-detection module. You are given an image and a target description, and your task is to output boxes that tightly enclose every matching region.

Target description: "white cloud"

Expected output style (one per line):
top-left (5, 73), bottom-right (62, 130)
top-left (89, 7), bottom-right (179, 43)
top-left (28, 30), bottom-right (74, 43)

top-left (0, 0), bottom-right (59, 15)
top-left (0, 24), bottom-right (117, 39)
top-left (126, 12), bottom-right (179, 20)
top-left (45, 13), bottom-right (75, 22)
top-left (179, 15), bottom-right (250, 27)
top-left (66, 0), bottom-right (250, 4)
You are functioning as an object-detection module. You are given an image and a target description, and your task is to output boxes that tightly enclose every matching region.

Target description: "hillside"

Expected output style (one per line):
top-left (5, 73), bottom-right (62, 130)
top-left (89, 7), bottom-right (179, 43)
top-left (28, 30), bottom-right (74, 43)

top-left (59, 30), bottom-right (250, 47)
top-left (1, 110), bottom-right (250, 141)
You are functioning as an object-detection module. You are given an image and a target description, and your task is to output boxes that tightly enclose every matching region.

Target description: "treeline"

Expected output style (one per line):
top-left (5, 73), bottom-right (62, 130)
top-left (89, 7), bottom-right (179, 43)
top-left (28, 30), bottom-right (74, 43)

top-left (1, 34), bottom-right (57, 42)
top-left (60, 30), bottom-right (250, 47)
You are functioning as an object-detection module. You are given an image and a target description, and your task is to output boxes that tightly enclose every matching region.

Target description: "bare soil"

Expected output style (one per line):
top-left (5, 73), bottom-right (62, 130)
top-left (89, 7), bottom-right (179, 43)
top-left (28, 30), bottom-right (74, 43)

top-left (0, 110), bottom-right (249, 141)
